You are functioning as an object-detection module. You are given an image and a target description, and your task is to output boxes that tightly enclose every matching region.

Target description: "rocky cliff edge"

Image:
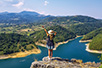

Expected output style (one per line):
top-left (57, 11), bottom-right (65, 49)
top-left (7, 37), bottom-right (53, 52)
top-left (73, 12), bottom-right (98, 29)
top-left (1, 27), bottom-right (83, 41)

top-left (30, 57), bottom-right (101, 68)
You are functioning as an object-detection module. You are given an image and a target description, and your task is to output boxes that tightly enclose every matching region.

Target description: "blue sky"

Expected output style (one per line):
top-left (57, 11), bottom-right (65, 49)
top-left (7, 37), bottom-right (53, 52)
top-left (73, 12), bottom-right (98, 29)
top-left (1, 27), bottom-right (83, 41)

top-left (0, 0), bottom-right (102, 19)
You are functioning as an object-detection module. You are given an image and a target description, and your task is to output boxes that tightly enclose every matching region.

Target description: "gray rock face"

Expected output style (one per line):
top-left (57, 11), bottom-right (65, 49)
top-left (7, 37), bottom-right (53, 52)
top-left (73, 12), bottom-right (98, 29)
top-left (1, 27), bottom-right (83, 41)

top-left (30, 56), bottom-right (101, 68)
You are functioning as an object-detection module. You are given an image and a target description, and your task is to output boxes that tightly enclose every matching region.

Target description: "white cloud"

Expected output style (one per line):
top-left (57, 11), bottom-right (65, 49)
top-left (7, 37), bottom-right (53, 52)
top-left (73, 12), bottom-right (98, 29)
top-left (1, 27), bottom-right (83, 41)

top-left (12, 1), bottom-right (24, 8)
top-left (44, 1), bottom-right (49, 6)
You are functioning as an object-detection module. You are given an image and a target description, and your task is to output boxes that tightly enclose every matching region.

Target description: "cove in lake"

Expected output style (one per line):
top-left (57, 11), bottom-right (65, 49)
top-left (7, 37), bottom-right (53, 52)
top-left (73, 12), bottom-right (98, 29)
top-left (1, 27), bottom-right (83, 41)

top-left (0, 37), bottom-right (101, 68)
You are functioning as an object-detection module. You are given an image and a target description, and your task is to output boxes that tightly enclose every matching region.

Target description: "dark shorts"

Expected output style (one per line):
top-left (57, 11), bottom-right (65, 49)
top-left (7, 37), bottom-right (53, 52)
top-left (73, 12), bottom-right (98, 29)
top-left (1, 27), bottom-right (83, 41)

top-left (46, 45), bottom-right (54, 49)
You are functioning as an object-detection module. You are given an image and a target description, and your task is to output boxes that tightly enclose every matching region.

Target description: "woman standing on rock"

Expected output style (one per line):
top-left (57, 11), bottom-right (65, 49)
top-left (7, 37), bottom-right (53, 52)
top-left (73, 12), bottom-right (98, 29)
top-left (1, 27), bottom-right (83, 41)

top-left (42, 26), bottom-right (57, 60)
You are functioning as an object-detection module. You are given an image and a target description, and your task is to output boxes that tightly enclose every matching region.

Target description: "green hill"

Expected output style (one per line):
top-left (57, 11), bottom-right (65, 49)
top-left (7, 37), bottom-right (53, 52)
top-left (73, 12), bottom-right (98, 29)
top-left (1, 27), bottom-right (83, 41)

top-left (69, 22), bottom-right (102, 35)
top-left (81, 28), bottom-right (102, 40)
top-left (40, 15), bottom-right (102, 35)
top-left (30, 25), bottom-right (76, 43)
top-left (80, 28), bottom-right (102, 50)
top-left (0, 15), bottom-right (102, 37)
top-left (41, 15), bottom-right (98, 24)
top-left (0, 33), bottom-right (37, 55)
top-left (89, 34), bottom-right (102, 50)
top-left (0, 11), bottom-right (49, 24)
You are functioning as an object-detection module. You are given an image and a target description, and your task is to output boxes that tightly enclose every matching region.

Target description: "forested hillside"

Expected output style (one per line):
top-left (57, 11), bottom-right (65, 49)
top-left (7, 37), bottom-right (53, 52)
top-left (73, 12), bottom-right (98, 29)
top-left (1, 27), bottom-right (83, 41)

top-left (0, 11), bottom-right (49, 24)
top-left (69, 22), bottom-right (102, 35)
top-left (80, 28), bottom-right (102, 50)
top-left (0, 33), bottom-right (37, 55)
top-left (81, 28), bottom-right (102, 40)
top-left (39, 15), bottom-right (102, 35)
top-left (41, 15), bottom-right (98, 24)
top-left (89, 34), bottom-right (102, 50)
top-left (30, 25), bottom-right (76, 43)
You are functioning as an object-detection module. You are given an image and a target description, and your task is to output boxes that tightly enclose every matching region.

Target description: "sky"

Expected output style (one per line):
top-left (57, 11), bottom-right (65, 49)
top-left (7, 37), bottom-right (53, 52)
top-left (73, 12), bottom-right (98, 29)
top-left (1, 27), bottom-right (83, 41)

top-left (0, 0), bottom-right (102, 19)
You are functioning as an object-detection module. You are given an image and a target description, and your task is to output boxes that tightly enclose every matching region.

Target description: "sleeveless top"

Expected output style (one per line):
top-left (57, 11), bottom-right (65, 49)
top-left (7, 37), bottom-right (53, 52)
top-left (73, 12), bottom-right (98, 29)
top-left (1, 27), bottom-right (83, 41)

top-left (47, 35), bottom-right (55, 46)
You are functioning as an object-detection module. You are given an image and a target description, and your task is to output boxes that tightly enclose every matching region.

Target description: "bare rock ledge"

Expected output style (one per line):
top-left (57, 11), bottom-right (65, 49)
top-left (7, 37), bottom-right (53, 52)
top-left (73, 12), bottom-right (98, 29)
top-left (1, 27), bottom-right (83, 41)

top-left (30, 57), bottom-right (101, 68)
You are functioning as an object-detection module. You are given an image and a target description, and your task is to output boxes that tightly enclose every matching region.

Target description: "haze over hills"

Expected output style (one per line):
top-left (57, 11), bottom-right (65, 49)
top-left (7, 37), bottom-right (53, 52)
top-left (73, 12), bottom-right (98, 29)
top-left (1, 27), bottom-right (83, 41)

top-left (41, 15), bottom-right (99, 23)
top-left (0, 11), bottom-right (102, 36)
top-left (0, 11), bottom-right (50, 24)
top-left (0, 11), bottom-right (101, 25)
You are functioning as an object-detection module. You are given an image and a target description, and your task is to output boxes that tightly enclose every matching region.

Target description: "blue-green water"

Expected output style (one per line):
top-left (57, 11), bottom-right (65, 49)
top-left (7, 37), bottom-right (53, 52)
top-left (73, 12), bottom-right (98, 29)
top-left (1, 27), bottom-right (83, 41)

top-left (0, 37), bottom-right (101, 68)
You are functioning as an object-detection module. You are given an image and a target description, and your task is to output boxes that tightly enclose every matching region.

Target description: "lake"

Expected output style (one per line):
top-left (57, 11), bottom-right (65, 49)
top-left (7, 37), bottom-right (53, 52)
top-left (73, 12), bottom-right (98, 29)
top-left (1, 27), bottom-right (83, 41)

top-left (0, 37), bottom-right (101, 68)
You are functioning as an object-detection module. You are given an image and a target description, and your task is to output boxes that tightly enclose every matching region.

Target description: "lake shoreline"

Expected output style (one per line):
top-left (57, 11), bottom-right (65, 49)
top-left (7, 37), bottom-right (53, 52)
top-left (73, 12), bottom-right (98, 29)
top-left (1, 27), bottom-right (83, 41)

top-left (35, 36), bottom-right (82, 50)
top-left (79, 40), bottom-right (92, 42)
top-left (80, 39), bottom-right (102, 54)
top-left (85, 43), bottom-right (102, 54)
top-left (0, 48), bottom-right (41, 60)
top-left (2, 36), bottom-right (96, 60)
top-left (0, 36), bottom-right (81, 60)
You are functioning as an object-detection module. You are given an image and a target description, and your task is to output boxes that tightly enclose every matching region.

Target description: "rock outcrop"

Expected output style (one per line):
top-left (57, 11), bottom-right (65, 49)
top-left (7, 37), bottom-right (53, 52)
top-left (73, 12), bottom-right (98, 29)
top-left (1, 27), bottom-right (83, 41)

top-left (30, 57), bottom-right (101, 68)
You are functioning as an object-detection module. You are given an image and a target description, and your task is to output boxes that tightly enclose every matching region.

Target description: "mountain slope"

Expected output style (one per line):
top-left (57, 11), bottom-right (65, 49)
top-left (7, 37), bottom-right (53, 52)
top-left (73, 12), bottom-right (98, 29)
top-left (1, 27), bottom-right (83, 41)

top-left (81, 28), bottom-right (102, 40)
top-left (41, 15), bottom-right (98, 23)
top-left (69, 22), bottom-right (102, 35)
top-left (89, 34), bottom-right (102, 50)
top-left (39, 15), bottom-right (102, 35)
top-left (40, 15), bottom-right (99, 24)
top-left (30, 25), bottom-right (76, 43)
top-left (0, 11), bottom-right (48, 24)
top-left (20, 11), bottom-right (39, 15)
top-left (80, 28), bottom-right (102, 50)
top-left (0, 33), bottom-right (37, 55)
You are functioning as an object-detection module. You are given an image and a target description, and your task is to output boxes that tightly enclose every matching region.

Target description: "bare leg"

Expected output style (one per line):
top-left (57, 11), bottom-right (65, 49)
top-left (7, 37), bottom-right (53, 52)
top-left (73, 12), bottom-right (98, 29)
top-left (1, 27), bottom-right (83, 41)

top-left (50, 49), bottom-right (53, 58)
top-left (48, 49), bottom-right (51, 58)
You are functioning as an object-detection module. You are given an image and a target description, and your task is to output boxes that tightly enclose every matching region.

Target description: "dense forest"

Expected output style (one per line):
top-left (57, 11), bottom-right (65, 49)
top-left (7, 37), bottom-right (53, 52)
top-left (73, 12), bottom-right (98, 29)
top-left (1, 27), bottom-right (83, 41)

top-left (81, 28), bottom-right (102, 40)
top-left (80, 28), bottom-right (102, 50)
top-left (39, 15), bottom-right (102, 35)
top-left (69, 22), bottom-right (102, 35)
top-left (30, 25), bottom-right (76, 43)
top-left (0, 33), bottom-right (37, 55)
top-left (89, 34), bottom-right (102, 50)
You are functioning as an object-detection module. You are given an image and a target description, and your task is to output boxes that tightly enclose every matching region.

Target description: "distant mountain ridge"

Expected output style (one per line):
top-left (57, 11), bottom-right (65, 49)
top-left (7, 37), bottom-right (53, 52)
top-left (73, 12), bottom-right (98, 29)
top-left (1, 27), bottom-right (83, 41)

top-left (19, 11), bottom-right (39, 16)
top-left (0, 11), bottom-right (49, 24)
top-left (41, 15), bottom-right (99, 23)
top-left (0, 11), bottom-right (101, 24)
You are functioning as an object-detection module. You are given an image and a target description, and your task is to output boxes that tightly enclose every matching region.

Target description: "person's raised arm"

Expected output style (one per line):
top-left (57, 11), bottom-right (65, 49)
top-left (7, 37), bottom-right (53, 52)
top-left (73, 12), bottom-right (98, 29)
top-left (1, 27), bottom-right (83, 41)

top-left (42, 26), bottom-right (49, 36)
top-left (53, 31), bottom-right (57, 36)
